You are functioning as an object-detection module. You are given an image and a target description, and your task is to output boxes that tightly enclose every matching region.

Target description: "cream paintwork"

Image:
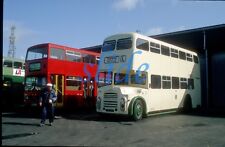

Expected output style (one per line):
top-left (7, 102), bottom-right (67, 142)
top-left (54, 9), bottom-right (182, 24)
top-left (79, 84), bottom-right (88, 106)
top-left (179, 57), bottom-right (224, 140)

top-left (97, 32), bottom-right (201, 115)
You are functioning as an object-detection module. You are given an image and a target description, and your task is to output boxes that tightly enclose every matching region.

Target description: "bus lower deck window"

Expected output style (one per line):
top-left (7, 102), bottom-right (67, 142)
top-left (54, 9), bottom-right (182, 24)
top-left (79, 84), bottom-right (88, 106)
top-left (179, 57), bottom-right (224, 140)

top-left (151, 75), bottom-right (161, 89)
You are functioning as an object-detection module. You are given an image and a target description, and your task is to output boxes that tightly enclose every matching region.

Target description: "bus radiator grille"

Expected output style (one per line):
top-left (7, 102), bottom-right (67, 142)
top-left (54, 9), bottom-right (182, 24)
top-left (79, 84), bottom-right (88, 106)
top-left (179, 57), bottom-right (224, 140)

top-left (103, 93), bottom-right (118, 110)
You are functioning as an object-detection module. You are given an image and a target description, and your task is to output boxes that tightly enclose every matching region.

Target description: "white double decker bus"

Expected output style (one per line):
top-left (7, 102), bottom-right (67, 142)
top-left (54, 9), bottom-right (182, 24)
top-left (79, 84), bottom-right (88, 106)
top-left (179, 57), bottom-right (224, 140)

top-left (96, 32), bottom-right (201, 121)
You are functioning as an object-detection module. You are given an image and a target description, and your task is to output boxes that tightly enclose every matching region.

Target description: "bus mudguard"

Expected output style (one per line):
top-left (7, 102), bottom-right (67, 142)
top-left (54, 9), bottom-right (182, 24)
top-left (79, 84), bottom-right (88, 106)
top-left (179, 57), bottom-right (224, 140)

top-left (128, 96), bottom-right (147, 117)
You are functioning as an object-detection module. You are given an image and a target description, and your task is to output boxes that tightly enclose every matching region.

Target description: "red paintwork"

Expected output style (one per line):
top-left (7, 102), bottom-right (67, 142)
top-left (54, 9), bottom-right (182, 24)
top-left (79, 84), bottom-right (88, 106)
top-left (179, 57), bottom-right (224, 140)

top-left (24, 43), bottom-right (100, 108)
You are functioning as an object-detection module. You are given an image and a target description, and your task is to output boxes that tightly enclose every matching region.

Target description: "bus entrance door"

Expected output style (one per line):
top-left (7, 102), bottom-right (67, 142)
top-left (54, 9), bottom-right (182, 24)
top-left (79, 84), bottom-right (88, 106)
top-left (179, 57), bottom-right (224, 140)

top-left (83, 77), bottom-right (95, 107)
top-left (51, 75), bottom-right (64, 108)
top-left (89, 78), bottom-right (95, 98)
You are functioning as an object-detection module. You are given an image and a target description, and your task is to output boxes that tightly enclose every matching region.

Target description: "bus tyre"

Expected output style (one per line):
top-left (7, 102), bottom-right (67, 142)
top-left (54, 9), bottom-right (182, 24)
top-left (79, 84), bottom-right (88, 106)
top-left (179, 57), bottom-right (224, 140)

top-left (133, 99), bottom-right (143, 121)
top-left (183, 95), bottom-right (192, 113)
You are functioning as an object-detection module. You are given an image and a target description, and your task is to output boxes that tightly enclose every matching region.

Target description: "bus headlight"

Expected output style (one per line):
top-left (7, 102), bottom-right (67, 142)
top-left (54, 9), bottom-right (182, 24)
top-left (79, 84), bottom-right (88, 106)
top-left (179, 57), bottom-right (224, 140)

top-left (24, 94), bottom-right (29, 102)
top-left (34, 87), bottom-right (41, 90)
top-left (123, 94), bottom-right (128, 100)
top-left (96, 97), bottom-right (101, 110)
top-left (120, 98), bottom-right (126, 112)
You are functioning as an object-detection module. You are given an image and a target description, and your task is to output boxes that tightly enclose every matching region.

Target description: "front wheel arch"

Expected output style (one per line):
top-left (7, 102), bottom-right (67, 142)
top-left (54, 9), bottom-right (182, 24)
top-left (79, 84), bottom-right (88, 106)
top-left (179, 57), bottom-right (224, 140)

top-left (128, 97), bottom-right (147, 118)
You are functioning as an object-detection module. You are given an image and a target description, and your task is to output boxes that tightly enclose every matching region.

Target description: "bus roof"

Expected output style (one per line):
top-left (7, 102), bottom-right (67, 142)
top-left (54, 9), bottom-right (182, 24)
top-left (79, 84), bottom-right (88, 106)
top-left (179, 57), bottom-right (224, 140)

top-left (3, 56), bottom-right (25, 63)
top-left (103, 32), bottom-right (197, 55)
top-left (27, 43), bottom-right (100, 56)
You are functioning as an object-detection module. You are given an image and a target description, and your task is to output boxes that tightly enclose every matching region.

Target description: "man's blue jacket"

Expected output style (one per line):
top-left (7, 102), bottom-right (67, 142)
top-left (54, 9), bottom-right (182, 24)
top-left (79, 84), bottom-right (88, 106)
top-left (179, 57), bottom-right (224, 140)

top-left (39, 88), bottom-right (57, 106)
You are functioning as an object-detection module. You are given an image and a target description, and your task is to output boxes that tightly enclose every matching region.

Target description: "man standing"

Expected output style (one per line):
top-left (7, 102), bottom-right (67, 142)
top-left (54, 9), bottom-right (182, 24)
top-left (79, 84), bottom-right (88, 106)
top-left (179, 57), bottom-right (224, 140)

top-left (83, 78), bottom-right (87, 107)
top-left (39, 83), bottom-right (57, 126)
top-left (88, 80), bottom-right (94, 108)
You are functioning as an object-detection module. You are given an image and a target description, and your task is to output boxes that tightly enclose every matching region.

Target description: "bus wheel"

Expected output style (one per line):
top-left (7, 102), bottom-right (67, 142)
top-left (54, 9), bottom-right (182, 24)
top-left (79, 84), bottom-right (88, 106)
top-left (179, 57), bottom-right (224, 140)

top-left (183, 95), bottom-right (192, 113)
top-left (133, 99), bottom-right (143, 121)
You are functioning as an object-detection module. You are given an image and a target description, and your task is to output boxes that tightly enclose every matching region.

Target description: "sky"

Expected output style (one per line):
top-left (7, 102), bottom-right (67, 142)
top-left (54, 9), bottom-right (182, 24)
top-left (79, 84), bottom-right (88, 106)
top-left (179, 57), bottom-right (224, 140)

top-left (3, 0), bottom-right (225, 59)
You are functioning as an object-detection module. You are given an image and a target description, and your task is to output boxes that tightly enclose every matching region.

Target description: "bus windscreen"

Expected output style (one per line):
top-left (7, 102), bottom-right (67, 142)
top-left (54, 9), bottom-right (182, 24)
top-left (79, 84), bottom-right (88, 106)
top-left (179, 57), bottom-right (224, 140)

top-left (26, 48), bottom-right (48, 60)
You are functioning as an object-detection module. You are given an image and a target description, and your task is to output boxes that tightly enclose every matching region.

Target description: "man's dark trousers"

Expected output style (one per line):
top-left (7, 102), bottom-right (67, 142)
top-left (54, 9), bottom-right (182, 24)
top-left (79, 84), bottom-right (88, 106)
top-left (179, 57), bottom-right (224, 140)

top-left (41, 103), bottom-right (54, 124)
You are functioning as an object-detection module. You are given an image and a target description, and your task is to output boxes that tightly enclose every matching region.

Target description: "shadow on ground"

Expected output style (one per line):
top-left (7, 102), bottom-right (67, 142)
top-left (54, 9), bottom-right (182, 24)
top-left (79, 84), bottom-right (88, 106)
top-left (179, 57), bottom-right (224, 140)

top-left (2, 106), bottom-right (133, 122)
top-left (2, 122), bottom-right (40, 127)
top-left (2, 105), bottom-right (225, 123)
top-left (2, 132), bottom-right (40, 140)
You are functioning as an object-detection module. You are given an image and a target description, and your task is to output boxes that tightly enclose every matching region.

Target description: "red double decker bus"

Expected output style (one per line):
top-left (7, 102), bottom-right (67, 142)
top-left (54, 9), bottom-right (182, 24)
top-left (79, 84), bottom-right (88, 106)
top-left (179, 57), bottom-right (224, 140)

top-left (24, 43), bottom-right (100, 109)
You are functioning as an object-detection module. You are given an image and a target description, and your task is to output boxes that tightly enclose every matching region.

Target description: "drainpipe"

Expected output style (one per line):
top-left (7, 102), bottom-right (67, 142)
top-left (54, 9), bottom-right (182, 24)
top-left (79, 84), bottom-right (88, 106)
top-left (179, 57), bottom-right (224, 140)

top-left (203, 30), bottom-right (209, 110)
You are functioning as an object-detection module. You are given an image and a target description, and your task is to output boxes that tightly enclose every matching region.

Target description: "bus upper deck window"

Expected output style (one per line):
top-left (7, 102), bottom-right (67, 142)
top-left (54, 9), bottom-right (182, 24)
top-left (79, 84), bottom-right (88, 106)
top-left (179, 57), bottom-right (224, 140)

top-left (161, 45), bottom-right (170, 56)
top-left (96, 57), bottom-right (100, 65)
top-left (50, 48), bottom-right (65, 60)
top-left (14, 62), bottom-right (23, 69)
top-left (102, 40), bottom-right (116, 52)
top-left (179, 51), bottom-right (186, 60)
top-left (26, 48), bottom-right (48, 60)
top-left (193, 55), bottom-right (199, 64)
top-left (136, 38), bottom-right (149, 51)
top-left (150, 42), bottom-right (160, 54)
top-left (3, 60), bottom-right (12, 67)
top-left (117, 38), bottom-right (132, 50)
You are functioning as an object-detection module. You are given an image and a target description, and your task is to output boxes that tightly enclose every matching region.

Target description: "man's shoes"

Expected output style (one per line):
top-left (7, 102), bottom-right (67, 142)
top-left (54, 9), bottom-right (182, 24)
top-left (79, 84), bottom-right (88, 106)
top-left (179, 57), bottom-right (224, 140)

top-left (49, 122), bottom-right (53, 126)
top-left (39, 123), bottom-right (45, 127)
